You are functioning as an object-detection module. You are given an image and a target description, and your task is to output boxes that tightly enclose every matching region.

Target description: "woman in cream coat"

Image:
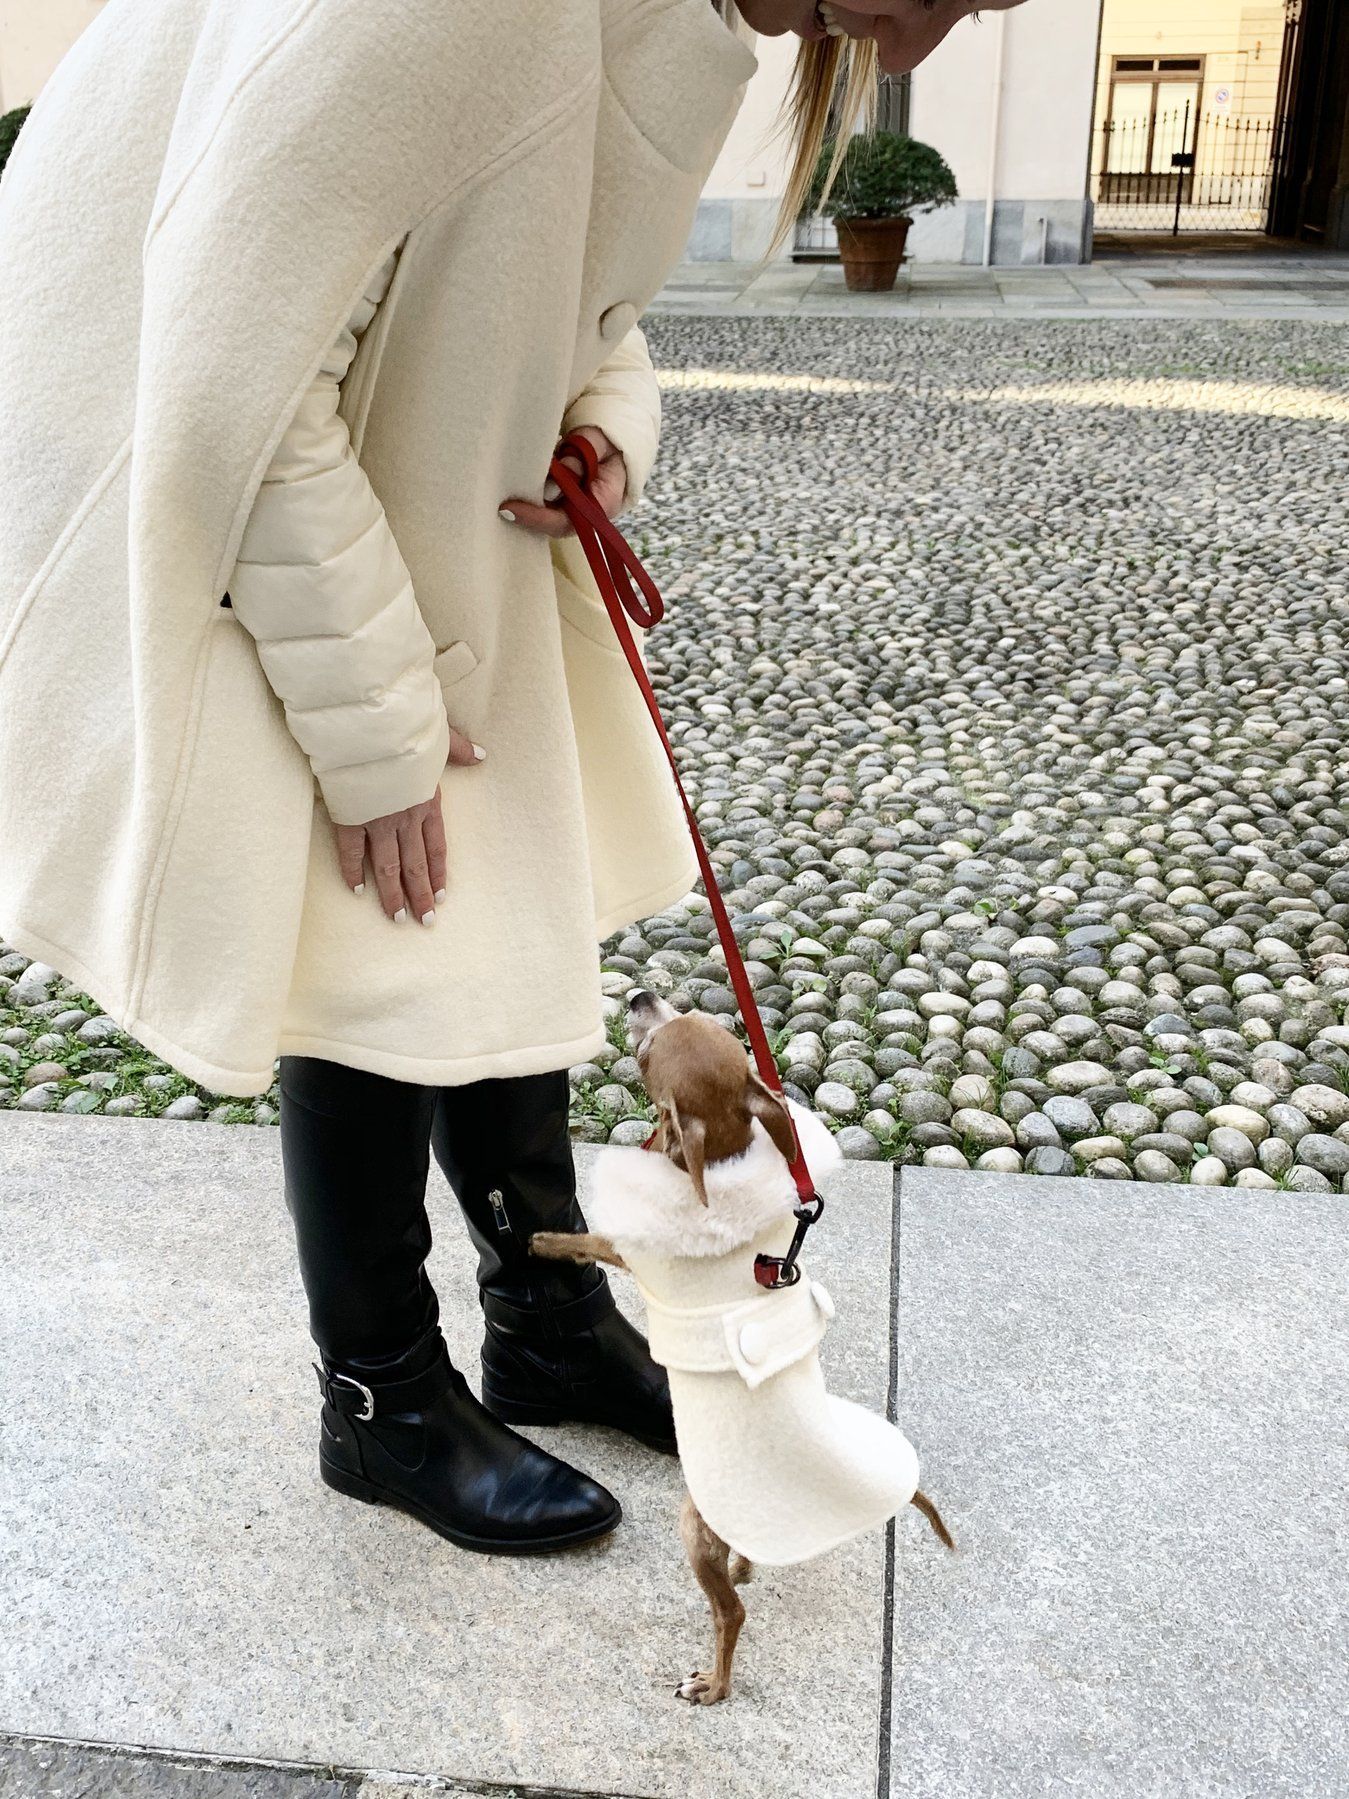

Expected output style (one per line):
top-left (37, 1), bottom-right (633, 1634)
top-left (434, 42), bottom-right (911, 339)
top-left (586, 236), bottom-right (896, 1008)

top-left (0, 0), bottom-right (1020, 1554)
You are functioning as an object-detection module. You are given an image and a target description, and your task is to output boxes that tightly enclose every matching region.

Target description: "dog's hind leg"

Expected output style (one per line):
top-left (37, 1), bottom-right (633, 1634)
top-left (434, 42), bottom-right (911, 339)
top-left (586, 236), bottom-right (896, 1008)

top-left (675, 1492), bottom-right (745, 1706)
top-left (728, 1554), bottom-right (753, 1586)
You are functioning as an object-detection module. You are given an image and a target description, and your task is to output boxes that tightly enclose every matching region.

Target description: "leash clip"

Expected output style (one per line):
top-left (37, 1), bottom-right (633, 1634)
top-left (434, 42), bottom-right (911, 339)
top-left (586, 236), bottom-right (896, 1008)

top-left (754, 1192), bottom-right (825, 1291)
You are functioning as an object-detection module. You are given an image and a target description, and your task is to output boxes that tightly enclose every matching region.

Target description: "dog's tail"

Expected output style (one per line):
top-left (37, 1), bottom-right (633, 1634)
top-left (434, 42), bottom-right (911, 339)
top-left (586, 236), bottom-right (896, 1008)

top-left (910, 1488), bottom-right (955, 1551)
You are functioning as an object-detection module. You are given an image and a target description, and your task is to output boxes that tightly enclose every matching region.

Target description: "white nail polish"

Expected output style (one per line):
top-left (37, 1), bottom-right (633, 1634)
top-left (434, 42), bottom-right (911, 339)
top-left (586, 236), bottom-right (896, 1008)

top-left (394, 907), bottom-right (407, 923)
top-left (421, 909), bottom-right (435, 927)
top-left (354, 882), bottom-right (364, 895)
top-left (434, 887), bottom-right (446, 903)
top-left (472, 743), bottom-right (487, 762)
top-left (498, 508), bottom-right (516, 523)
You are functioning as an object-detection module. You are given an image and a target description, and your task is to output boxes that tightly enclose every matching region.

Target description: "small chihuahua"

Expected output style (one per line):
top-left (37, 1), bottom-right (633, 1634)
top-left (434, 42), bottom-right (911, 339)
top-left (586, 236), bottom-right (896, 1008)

top-left (533, 991), bottom-right (953, 1705)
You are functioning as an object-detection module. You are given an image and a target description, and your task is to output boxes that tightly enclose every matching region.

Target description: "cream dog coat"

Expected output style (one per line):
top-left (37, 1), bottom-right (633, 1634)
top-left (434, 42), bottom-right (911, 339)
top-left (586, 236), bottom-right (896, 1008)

top-left (585, 1102), bottom-right (920, 1566)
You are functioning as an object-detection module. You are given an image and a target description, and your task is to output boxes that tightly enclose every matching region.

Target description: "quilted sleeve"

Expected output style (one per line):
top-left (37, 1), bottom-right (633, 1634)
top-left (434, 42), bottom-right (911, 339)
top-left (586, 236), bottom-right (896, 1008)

top-left (226, 246), bottom-right (452, 827)
top-left (560, 323), bottom-right (662, 513)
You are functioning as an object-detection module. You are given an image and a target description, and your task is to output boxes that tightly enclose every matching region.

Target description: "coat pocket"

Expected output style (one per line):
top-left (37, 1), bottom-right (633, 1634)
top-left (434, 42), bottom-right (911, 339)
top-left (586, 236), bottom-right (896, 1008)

top-left (601, 0), bottom-right (754, 178)
top-left (432, 639), bottom-right (479, 692)
top-left (554, 564), bottom-right (628, 654)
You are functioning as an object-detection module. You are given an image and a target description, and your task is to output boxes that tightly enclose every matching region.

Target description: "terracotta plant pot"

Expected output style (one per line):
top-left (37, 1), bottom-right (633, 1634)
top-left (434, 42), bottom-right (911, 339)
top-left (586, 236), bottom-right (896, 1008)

top-left (835, 215), bottom-right (912, 292)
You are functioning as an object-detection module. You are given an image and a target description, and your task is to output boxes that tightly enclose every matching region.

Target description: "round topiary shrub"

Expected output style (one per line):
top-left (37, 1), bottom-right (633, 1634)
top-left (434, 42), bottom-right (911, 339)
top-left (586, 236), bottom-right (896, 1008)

top-left (808, 130), bottom-right (958, 224)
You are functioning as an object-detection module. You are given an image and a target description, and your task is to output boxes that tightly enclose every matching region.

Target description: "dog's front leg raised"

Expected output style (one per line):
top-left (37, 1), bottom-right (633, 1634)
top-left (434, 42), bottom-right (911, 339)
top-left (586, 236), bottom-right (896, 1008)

top-left (529, 1230), bottom-right (627, 1271)
top-left (675, 1492), bottom-right (745, 1706)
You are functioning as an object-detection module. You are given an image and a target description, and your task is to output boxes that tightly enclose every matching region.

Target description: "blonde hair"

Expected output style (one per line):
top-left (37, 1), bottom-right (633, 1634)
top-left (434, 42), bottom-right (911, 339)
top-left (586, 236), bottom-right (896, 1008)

top-left (767, 36), bottom-right (880, 256)
top-left (717, 3), bottom-right (880, 260)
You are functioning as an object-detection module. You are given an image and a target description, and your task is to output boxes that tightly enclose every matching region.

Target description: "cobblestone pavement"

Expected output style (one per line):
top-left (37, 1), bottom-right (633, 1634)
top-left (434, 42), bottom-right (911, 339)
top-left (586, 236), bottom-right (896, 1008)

top-left (3, 315), bottom-right (1348, 1188)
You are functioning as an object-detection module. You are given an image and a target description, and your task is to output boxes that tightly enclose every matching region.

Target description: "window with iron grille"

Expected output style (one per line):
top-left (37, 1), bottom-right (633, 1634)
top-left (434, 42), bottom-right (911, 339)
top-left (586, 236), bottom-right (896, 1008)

top-left (1101, 53), bottom-right (1207, 190)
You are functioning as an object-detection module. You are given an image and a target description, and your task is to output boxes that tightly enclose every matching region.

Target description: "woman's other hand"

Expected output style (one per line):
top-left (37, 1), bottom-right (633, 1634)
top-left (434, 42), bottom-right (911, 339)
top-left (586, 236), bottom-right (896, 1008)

top-left (334, 727), bottom-right (484, 924)
top-left (498, 425), bottom-right (626, 537)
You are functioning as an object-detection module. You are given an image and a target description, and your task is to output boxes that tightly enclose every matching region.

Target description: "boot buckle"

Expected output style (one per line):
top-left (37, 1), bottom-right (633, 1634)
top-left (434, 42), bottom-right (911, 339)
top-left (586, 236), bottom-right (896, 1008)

top-left (314, 1363), bottom-right (376, 1422)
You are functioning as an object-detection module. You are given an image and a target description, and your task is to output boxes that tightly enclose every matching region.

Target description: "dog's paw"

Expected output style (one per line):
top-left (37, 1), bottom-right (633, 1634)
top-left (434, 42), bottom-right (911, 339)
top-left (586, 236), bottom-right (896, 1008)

top-left (729, 1554), bottom-right (753, 1587)
top-left (675, 1670), bottom-right (730, 1705)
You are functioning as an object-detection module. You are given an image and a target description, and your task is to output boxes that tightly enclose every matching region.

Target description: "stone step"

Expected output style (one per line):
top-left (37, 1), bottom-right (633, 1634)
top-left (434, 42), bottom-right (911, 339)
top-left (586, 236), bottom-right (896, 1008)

top-left (4, 1118), bottom-right (1345, 1796)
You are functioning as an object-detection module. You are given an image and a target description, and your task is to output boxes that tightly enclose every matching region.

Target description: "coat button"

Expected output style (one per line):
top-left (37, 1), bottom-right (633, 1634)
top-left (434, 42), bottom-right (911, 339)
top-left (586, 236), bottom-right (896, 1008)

top-left (738, 1322), bottom-right (769, 1366)
top-left (599, 300), bottom-right (638, 342)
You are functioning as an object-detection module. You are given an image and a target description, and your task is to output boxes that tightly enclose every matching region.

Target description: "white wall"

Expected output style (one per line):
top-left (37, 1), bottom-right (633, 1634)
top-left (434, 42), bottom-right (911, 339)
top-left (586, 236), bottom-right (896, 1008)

top-left (704, 30), bottom-right (798, 202)
top-left (909, 0), bottom-right (1101, 204)
top-left (0, 0), bottom-right (102, 112)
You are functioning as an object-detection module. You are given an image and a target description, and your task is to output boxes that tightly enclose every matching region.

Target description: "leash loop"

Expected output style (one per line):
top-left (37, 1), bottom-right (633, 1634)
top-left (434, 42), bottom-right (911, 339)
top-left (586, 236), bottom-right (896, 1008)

top-left (549, 435), bottom-right (663, 630)
top-left (549, 432), bottom-right (819, 1290)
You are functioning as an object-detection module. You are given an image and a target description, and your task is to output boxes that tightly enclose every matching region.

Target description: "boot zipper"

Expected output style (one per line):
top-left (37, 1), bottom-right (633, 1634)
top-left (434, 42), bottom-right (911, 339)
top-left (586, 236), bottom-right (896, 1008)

top-left (487, 1188), bottom-right (514, 1238)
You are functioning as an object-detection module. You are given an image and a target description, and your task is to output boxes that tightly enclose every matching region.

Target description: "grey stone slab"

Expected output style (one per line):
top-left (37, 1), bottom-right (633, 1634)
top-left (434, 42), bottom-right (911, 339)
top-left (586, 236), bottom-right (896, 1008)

top-left (0, 1736), bottom-right (349, 1799)
top-left (0, 1113), bottom-right (898, 1799)
top-left (889, 1168), bottom-right (1349, 1799)
top-left (653, 252), bottom-right (1349, 320)
top-left (0, 1733), bottom-right (485, 1797)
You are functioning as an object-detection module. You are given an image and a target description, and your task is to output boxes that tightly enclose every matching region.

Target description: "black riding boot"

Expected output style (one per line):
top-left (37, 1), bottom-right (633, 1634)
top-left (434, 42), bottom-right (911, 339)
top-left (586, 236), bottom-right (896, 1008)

top-left (278, 1054), bottom-right (621, 1553)
top-left (431, 1069), bottom-right (677, 1455)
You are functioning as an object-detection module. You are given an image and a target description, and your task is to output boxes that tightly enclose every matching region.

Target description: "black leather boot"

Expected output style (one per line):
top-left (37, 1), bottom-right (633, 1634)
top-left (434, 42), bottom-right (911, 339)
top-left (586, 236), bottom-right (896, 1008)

top-left (315, 1324), bottom-right (621, 1555)
top-left (278, 1054), bottom-right (623, 1552)
top-left (431, 1070), bottom-right (678, 1455)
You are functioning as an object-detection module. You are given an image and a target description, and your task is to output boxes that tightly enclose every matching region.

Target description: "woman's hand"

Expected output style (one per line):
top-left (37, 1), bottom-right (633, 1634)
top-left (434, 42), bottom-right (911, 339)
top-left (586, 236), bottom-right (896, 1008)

top-left (498, 425), bottom-right (627, 537)
top-left (335, 728), bottom-right (484, 924)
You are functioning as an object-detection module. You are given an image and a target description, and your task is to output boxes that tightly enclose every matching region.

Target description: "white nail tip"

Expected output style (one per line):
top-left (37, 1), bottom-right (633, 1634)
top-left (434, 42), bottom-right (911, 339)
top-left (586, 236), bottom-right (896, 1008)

top-left (421, 910), bottom-right (435, 927)
top-left (472, 743), bottom-right (487, 762)
top-left (434, 888), bottom-right (447, 903)
top-left (394, 907), bottom-right (407, 923)
top-left (498, 508), bottom-right (516, 523)
top-left (353, 882), bottom-right (365, 895)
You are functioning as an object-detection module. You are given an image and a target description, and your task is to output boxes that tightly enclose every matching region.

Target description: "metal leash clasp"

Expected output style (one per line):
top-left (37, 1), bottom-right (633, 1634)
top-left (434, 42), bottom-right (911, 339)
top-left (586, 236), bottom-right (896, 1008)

top-left (753, 1192), bottom-right (825, 1291)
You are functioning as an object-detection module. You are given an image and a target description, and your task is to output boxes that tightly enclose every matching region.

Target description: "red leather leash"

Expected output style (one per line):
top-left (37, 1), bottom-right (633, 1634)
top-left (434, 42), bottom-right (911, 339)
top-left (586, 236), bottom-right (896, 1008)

top-left (548, 431), bottom-right (821, 1290)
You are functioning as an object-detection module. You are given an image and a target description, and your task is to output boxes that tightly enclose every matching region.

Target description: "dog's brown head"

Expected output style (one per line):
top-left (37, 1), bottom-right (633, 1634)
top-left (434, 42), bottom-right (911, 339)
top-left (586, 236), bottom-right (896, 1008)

top-left (628, 992), bottom-right (796, 1206)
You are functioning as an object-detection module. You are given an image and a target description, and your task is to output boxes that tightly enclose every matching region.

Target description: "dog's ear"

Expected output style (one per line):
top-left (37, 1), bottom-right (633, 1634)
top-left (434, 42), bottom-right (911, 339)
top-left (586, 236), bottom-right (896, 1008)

top-left (669, 1101), bottom-right (709, 1206)
top-left (747, 1073), bottom-right (798, 1166)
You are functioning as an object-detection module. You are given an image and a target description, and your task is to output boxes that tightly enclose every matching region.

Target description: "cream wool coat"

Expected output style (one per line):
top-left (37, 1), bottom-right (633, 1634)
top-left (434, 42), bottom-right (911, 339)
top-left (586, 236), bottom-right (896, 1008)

top-left (585, 1102), bottom-right (922, 1566)
top-left (0, 0), bottom-right (759, 1096)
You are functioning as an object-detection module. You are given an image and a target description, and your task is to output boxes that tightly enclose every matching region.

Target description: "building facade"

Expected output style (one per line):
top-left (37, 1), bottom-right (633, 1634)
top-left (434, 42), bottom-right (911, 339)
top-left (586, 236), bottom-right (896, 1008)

top-left (697, 0), bottom-right (1346, 261)
top-left (1091, 1), bottom-right (1290, 233)
top-left (698, 0), bottom-right (1102, 265)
